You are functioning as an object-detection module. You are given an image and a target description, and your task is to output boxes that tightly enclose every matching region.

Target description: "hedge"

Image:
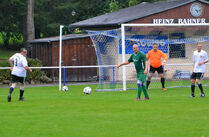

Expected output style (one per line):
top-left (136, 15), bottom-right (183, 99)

top-left (0, 58), bottom-right (49, 83)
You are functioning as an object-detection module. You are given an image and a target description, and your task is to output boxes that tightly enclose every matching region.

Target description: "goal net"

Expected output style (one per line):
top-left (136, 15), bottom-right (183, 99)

top-left (88, 24), bottom-right (209, 91)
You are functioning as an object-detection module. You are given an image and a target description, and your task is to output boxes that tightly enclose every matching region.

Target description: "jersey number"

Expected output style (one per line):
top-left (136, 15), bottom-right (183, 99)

top-left (15, 58), bottom-right (18, 66)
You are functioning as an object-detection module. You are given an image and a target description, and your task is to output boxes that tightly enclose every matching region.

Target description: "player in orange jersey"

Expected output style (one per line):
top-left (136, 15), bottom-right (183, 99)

top-left (146, 43), bottom-right (168, 90)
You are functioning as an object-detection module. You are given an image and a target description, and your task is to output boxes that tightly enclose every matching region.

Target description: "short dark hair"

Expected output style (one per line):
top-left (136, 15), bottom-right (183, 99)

top-left (20, 48), bottom-right (27, 52)
top-left (153, 43), bottom-right (158, 46)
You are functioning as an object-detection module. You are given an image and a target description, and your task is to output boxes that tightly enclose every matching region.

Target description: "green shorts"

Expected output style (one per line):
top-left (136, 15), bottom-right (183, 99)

top-left (137, 73), bottom-right (146, 82)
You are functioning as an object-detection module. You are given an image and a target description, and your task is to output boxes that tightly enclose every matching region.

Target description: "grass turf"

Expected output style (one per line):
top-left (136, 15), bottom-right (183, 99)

top-left (0, 85), bottom-right (209, 137)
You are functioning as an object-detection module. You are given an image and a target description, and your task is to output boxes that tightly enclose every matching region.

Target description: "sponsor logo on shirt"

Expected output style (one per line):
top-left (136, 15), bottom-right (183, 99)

top-left (133, 59), bottom-right (138, 62)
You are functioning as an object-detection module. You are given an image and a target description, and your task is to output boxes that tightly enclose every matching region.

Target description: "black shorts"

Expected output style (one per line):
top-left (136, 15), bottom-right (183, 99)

top-left (12, 75), bottom-right (26, 84)
top-left (149, 65), bottom-right (164, 74)
top-left (190, 72), bottom-right (204, 80)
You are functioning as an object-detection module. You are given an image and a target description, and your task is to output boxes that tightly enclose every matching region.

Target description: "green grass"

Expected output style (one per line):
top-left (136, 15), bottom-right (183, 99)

top-left (1, 85), bottom-right (209, 137)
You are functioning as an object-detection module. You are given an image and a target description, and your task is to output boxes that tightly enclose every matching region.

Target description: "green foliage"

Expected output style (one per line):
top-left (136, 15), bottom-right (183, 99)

top-left (0, 70), bottom-right (11, 81)
top-left (109, 0), bottom-right (121, 12)
top-left (0, 0), bottom-right (26, 49)
top-left (27, 58), bottom-right (46, 81)
top-left (108, 0), bottom-right (160, 13)
top-left (34, 0), bottom-right (110, 37)
top-left (76, 0), bottom-right (109, 21)
top-left (129, 0), bottom-right (139, 7)
top-left (0, 33), bottom-right (4, 45)
top-left (0, 61), bottom-right (11, 81)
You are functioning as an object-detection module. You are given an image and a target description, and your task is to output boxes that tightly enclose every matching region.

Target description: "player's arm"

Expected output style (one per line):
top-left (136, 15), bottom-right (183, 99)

top-left (144, 60), bottom-right (148, 75)
top-left (199, 52), bottom-right (209, 65)
top-left (142, 53), bottom-right (148, 75)
top-left (161, 51), bottom-right (168, 65)
top-left (146, 53), bottom-right (150, 66)
top-left (23, 59), bottom-right (32, 72)
top-left (117, 61), bottom-right (130, 68)
top-left (199, 60), bottom-right (209, 65)
top-left (146, 53), bottom-right (150, 61)
top-left (24, 66), bottom-right (32, 72)
top-left (192, 53), bottom-right (195, 72)
top-left (117, 55), bottom-right (133, 68)
top-left (198, 60), bottom-right (209, 65)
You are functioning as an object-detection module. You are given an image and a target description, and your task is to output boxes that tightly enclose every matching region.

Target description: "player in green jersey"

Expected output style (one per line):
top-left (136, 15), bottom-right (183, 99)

top-left (117, 44), bottom-right (149, 100)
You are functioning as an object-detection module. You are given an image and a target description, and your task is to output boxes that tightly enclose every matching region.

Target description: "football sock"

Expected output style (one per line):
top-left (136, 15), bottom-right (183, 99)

top-left (161, 78), bottom-right (165, 88)
top-left (198, 83), bottom-right (204, 94)
top-left (191, 84), bottom-right (195, 96)
top-left (9, 87), bottom-right (14, 96)
top-left (20, 89), bottom-right (24, 98)
top-left (146, 80), bottom-right (151, 89)
top-left (142, 85), bottom-right (149, 98)
top-left (137, 86), bottom-right (142, 98)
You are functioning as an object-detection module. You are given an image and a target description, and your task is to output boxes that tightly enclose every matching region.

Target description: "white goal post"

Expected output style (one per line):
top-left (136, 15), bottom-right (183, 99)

top-left (59, 25), bottom-right (64, 91)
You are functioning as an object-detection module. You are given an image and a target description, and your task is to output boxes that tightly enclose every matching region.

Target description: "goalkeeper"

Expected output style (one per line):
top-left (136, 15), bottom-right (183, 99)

top-left (117, 44), bottom-right (149, 100)
top-left (146, 43), bottom-right (168, 90)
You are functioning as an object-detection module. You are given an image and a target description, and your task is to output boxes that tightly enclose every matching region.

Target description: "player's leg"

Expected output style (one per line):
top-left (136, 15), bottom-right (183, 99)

top-left (159, 74), bottom-right (166, 90)
top-left (137, 80), bottom-right (142, 100)
top-left (19, 77), bottom-right (26, 101)
top-left (196, 73), bottom-right (205, 97)
top-left (8, 75), bottom-right (18, 102)
top-left (142, 82), bottom-right (149, 100)
top-left (19, 84), bottom-right (25, 101)
top-left (158, 66), bottom-right (166, 90)
top-left (9, 83), bottom-right (16, 96)
top-left (146, 66), bottom-right (155, 89)
top-left (146, 73), bottom-right (153, 89)
top-left (140, 74), bottom-right (149, 100)
top-left (190, 73), bottom-right (196, 97)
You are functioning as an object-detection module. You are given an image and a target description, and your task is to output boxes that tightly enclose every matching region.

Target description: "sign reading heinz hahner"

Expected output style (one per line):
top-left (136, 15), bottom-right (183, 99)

top-left (153, 18), bottom-right (206, 24)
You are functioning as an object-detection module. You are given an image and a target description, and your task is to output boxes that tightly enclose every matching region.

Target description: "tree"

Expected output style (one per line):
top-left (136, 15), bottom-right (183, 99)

top-left (26, 0), bottom-right (35, 41)
top-left (0, 0), bottom-right (26, 49)
top-left (34, 0), bottom-right (110, 37)
top-left (34, 0), bottom-right (81, 37)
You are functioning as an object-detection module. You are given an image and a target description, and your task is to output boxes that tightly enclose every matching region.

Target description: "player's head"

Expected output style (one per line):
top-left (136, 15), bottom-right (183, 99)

top-left (197, 43), bottom-right (202, 52)
top-left (20, 48), bottom-right (27, 57)
top-left (132, 44), bottom-right (139, 54)
top-left (153, 43), bottom-right (158, 51)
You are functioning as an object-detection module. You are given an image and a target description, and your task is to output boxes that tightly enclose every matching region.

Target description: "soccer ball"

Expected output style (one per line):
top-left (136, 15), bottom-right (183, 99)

top-left (83, 87), bottom-right (92, 94)
top-left (62, 86), bottom-right (68, 91)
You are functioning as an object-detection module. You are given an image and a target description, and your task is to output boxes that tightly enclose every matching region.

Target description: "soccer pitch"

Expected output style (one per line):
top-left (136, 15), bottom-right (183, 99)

top-left (0, 85), bottom-right (209, 137)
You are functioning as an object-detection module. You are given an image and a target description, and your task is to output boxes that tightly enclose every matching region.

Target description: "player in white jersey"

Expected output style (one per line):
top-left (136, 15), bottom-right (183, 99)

top-left (190, 43), bottom-right (208, 98)
top-left (8, 48), bottom-right (32, 102)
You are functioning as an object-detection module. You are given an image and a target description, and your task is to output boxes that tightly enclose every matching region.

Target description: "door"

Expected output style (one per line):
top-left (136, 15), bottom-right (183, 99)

top-left (63, 38), bottom-right (98, 82)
